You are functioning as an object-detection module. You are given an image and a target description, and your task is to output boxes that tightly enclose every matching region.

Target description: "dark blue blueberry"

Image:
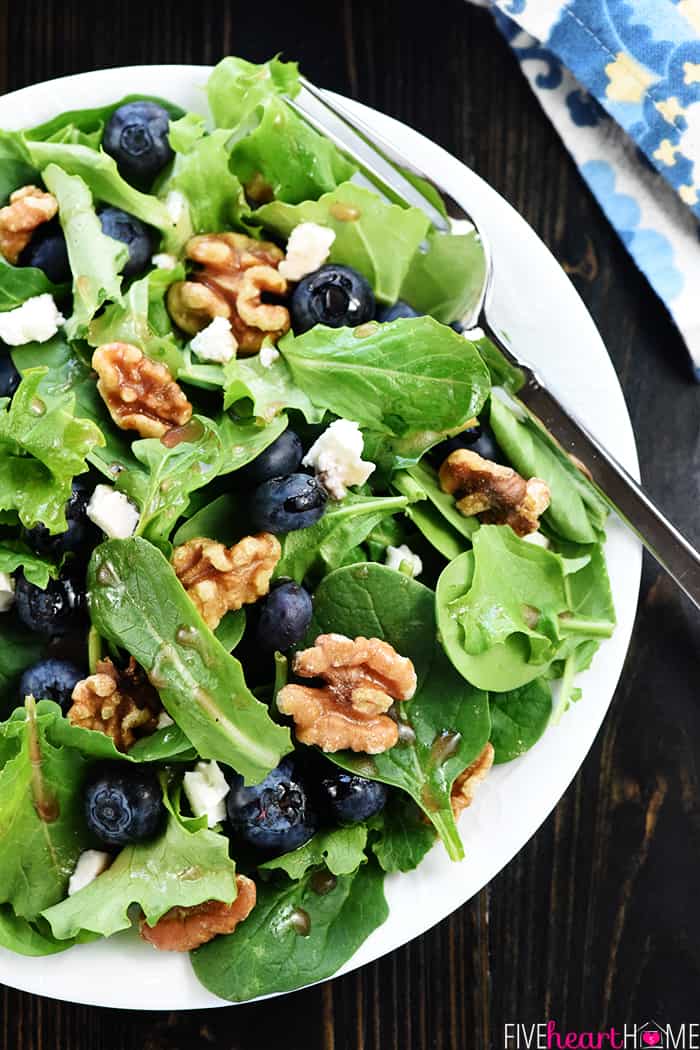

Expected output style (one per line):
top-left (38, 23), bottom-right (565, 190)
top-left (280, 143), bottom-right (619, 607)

top-left (376, 300), bottom-right (421, 323)
top-left (428, 421), bottom-right (505, 468)
top-left (0, 354), bottom-right (20, 399)
top-left (18, 220), bottom-right (70, 284)
top-left (84, 763), bottom-right (165, 847)
top-left (226, 755), bottom-right (319, 854)
top-left (102, 101), bottom-right (173, 186)
top-left (14, 569), bottom-right (86, 636)
top-left (19, 658), bottom-right (84, 712)
top-left (239, 429), bottom-right (303, 486)
top-left (98, 206), bottom-right (154, 278)
top-left (23, 479), bottom-right (99, 560)
top-left (449, 319), bottom-right (464, 333)
top-left (256, 581), bottom-right (312, 652)
top-left (291, 264), bottom-right (375, 333)
top-left (250, 473), bottom-right (327, 534)
top-left (319, 770), bottom-right (388, 826)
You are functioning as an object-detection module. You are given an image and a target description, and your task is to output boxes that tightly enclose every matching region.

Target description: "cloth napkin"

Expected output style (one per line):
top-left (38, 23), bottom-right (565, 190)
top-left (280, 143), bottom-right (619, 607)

top-left (470, 0), bottom-right (700, 379)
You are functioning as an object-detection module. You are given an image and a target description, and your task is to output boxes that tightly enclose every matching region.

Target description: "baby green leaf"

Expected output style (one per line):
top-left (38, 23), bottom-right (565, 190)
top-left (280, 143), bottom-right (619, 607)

top-left (217, 412), bottom-right (289, 475)
top-left (400, 226), bottom-right (487, 323)
top-left (0, 907), bottom-right (80, 956)
top-left (160, 126), bottom-right (249, 235)
top-left (260, 826), bottom-right (368, 880)
top-left (0, 255), bottom-right (65, 311)
top-left (207, 56), bottom-right (301, 128)
top-left (0, 540), bottom-right (57, 588)
top-left (369, 794), bottom-right (436, 873)
top-left (393, 461), bottom-right (478, 556)
top-left (0, 625), bottom-right (44, 709)
top-left (223, 352), bottom-right (322, 423)
top-left (88, 538), bottom-right (292, 782)
top-left (489, 678), bottom-right (553, 763)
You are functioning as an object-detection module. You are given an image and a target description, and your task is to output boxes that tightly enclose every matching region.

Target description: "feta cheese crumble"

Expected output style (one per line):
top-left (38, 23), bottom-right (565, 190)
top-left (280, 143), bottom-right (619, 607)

top-left (165, 189), bottom-right (188, 225)
top-left (190, 317), bottom-right (237, 364)
top-left (0, 294), bottom-right (64, 346)
top-left (279, 222), bottom-right (336, 281)
top-left (151, 252), bottom-right (178, 270)
top-left (183, 761), bottom-right (230, 828)
top-left (87, 485), bottom-right (140, 540)
top-left (464, 326), bottom-right (485, 341)
top-left (156, 710), bottom-right (174, 729)
top-left (68, 850), bottom-right (111, 896)
top-left (385, 544), bottom-right (423, 578)
top-left (0, 572), bottom-right (15, 612)
top-left (302, 419), bottom-right (375, 500)
top-left (258, 343), bottom-right (280, 368)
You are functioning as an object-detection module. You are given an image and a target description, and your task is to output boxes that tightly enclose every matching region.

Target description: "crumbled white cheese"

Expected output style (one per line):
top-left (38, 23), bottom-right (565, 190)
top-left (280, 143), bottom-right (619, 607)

top-left (87, 485), bottom-right (140, 540)
top-left (464, 326), bottom-right (485, 341)
top-left (0, 572), bottom-right (15, 613)
top-left (68, 850), bottom-right (111, 896)
top-left (302, 419), bottom-right (375, 500)
top-left (278, 222), bottom-right (336, 281)
top-left (190, 317), bottom-right (237, 364)
top-left (258, 343), bottom-right (280, 368)
top-left (385, 544), bottom-right (423, 578)
top-left (165, 190), bottom-right (188, 225)
top-left (183, 761), bottom-right (230, 828)
top-left (156, 710), bottom-right (174, 729)
top-left (151, 252), bottom-right (178, 270)
top-left (523, 530), bottom-right (551, 549)
top-left (0, 294), bottom-right (64, 346)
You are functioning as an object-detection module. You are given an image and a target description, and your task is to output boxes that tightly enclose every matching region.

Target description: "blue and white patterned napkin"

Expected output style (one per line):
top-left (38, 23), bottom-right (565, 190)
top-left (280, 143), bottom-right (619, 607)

top-left (470, 0), bottom-right (700, 379)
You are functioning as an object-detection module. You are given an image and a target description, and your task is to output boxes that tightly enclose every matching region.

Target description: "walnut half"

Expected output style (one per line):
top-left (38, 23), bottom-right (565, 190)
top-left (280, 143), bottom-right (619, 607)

top-left (67, 657), bottom-right (160, 752)
top-left (439, 449), bottom-right (550, 537)
top-left (172, 534), bottom-right (281, 629)
top-left (0, 186), bottom-right (58, 264)
top-left (92, 342), bottom-right (192, 438)
top-left (450, 743), bottom-right (495, 819)
top-left (139, 875), bottom-right (257, 952)
top-left (277, 633), bottom-right (417, 754)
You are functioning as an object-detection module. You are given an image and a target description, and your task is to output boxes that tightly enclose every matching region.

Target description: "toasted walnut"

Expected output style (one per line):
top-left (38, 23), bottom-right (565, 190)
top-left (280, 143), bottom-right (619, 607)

top-left (439, 449), bottom-right (550, 537)
top-left (92, 342), bottom-right (192, 438)
top-left (140, 875), bottom-right (257, 952)
top-left (451, 743), bottom-right (495, 819)
top-left (166, 232), bottom-right (290, 354)
top-left (277, 633), bottom-right (417, 755)
top-left (0, 186), bottom-right (58, 264)
top-left (67, 658), bottom-right (160, 752)
top-left (172, 533), bottom-right (281, 629)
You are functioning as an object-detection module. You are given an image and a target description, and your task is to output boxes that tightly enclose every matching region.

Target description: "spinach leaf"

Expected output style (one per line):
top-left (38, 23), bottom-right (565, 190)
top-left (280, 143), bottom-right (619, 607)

top-left (207, 56), bottom-right (301, 128)
top-left (172, 493), bottom-right (244, 547)
top-left (223, 352), bottom-right (321, 423)
top-left (0, 540), bottom-right (57, 588)
top-left (0, 907), bottom-right (80, 956)
top-left (42, 164), bottom-right (126, 339)
top-left (279, 317), bottom-right (491, 436)
top-left (260, 826), bottom-right (368, 879)
top-left (88, 538), bottom-right (292, 782)
top-left (308, 564), bottom-right (490, 860)
top-left (400, 226), bottom-right (486, 323)
top-left (489, 396), bottom-right (608, 544)
top-left (0, 625), bottom-right (44, 711)
top-left (0, 367), bottom-right (104, 533)
top-left (42, 783), bottom-right (237, 941)
top-left (393, 461), bottom-right (478, 549)
top-left (256, 183), bottom-right (428, 300)
top-left (489, 678), bottom-right (553, 763)
top-left (0, 256), bottom-right (65, 311)
top-left (275, 493), bottom-right (408, 583)
top-left (217, 412), bottom-right (289, 475)
top-left (215, 609), bottom-right (246, 652)
top-left (369, 794), bottom-right (436, 873)
top-left (191, 858), bottom-right (388, 1002)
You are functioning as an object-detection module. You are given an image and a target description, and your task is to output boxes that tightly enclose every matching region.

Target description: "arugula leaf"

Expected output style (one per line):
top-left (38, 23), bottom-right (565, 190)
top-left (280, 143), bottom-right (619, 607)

top-left (42, 164), bottom-right (126, 339)
top-left (0, 906), bottom-right (80, 956)
top-left (191, 858), bottom-right (388, 1002)
top-left (0, 256), bottom-right (65, 311)
top-left (223, 352), bottom-right (322, 423)
top-left (279, 317), bottom-right (491, 437)
top-left (0, 130), bottom-right (37, 203)
top-left (88, 538), bottom-right (292, 782)
top-left (159, 121), bottom-right (248, 234)
top-left (260, 826), bottom-right (368, 879)
top-left (0, 624), bottom-right (44, 711)
top-left (42, 784), bottom-right (237, 940)
top-left (399, 226), bottom-right (487, 323)
top-left (393, 461), bottom-right (478, 555)
top-left (275, 493), bottom-right (408, 583)
top-left (207, 56), bottom-right (301, 128)
top-left (0, 540), bottom-right (56, 588)
top-left (0, 367), bottom-right (104, 533)
top-left (370, 794), bottom-right (436, 873)
top-left (307, 564), bottom-right (490, 860)
top-left (489, 678), bottom-right (553, 763)
top-left (257, 183), bottom-right (429, 302)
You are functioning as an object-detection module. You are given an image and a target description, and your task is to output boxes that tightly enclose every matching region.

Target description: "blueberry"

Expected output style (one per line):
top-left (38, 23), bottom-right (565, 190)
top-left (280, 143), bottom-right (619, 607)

top-left (256, 582), bottom-right (312, 652)
top-left (428, 421), bottom-right (505, 467)
top-left (291, 264), bottom-right (375, 333)
top-left (449, 319), bottom-right (464, 333)
top-left (19, 658), bottom-right (84, 712)
top-left (18, 219), bottom-right (70, 283)
top-left (23, 479), bottom-right (99, 560)
top-left (98, 206), bottom-right (154, 278)
top-left (102, 101), bottom-right (173, 186)
top-left (0, 354), bottom-right (20, 399)
top-left (376, 300), bottom-right (421, 323)
top-left (84, 763), bottom-right (165, 847)
top-left (15, 569), bottom-right (86, 636)
top-left (319, 770), bottom-right (388, 825)
top-left (239, 429), bottom-right (303, 486)
top-left (251, 473), bottom-right (327, 534)
top-left (226, 755), bottom-right (319, 854)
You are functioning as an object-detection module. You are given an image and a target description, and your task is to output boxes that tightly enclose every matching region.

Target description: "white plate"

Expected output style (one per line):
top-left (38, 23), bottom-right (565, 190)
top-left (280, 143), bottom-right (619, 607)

top-left (0, 65), bottom-right (641, 1009)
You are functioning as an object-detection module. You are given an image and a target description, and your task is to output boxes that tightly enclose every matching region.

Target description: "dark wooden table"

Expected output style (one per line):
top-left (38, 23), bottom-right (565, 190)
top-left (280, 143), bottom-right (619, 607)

top-left (1, 1), bottom-right (699, 1046)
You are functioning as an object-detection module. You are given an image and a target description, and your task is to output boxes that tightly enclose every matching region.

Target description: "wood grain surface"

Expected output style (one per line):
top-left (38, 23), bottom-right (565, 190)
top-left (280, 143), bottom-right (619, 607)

top-left (1, 1), bottom-right (699, 1046)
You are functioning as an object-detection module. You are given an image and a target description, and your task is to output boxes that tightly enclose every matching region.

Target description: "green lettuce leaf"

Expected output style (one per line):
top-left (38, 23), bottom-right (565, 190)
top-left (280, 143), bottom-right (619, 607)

top-left (260, 826), bottom-right (368, 879)
top-left (0, 255), bottom-right (66, 311)
top-left (25, 94), bottom-right (184, 147)
top-left (0, 130), bottom-right (37, 203)
top-left (400, 226), bottom-right (486, 323)
top-left (0, 540), bottom-right (57, 588)
top-left (223, 351), bottom-right (322, 423)
top-left (0, 906), bottom-right (83, 956)
top-left (207, 56), bottom-right (301, 128)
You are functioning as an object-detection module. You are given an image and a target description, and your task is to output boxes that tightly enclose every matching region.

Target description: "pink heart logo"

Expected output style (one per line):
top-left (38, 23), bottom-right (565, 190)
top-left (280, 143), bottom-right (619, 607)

top-left (642, 1034), bottom-right (661, 1047)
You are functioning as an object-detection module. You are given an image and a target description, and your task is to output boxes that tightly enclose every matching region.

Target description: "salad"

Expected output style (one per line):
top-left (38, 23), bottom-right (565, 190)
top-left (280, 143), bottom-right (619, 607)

top-left (0, 56), bottom-right (616, 1002)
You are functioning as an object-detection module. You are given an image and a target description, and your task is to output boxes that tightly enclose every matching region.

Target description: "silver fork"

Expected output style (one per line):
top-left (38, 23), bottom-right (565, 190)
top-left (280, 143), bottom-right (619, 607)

top-left (286, 78), bottom-right (700, 610)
